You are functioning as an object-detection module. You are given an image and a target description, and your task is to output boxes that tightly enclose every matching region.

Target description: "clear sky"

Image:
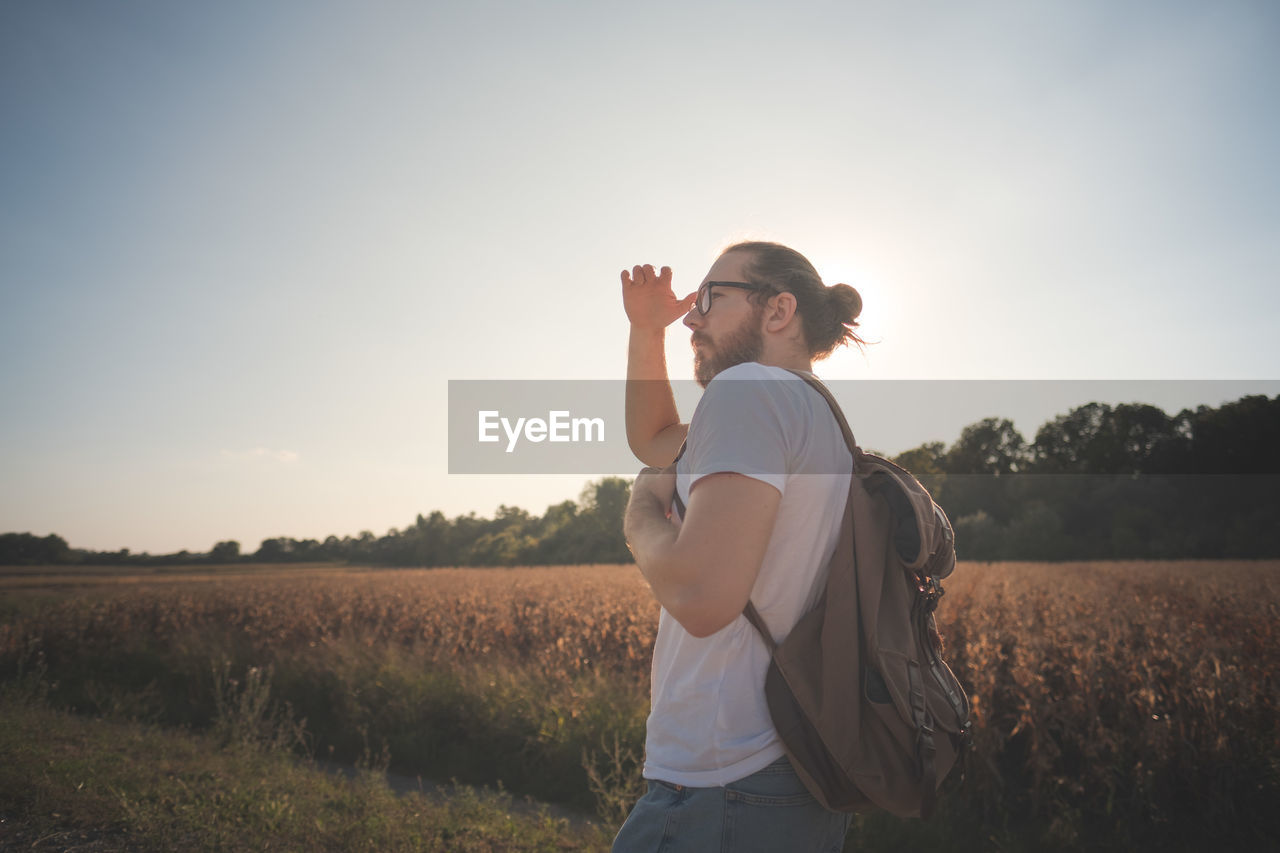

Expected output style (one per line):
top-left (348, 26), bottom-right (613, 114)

top-left (3, 1), bottom-right (1278, 554)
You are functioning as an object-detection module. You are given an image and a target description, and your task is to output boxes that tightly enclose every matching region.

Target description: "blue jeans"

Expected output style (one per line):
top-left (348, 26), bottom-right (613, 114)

top-left (611, 757), bottom-right (852, 853)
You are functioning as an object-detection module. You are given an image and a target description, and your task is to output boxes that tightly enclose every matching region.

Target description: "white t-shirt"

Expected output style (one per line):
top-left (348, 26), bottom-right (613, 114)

top-left (642, 361), bottom-right (853, 787)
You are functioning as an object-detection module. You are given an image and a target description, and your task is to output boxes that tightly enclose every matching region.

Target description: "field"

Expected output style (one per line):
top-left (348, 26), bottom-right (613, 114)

top-left (2, 561), bottom-right (1278, 852)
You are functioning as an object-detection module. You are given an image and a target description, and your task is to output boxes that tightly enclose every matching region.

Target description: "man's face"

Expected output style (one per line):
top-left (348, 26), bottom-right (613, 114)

top-left (684, 251), bottom-right (765, 388)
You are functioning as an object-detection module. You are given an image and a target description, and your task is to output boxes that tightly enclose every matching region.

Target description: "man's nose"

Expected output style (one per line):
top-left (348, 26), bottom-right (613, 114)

top-left (683, 306), bottom-right (702, 330)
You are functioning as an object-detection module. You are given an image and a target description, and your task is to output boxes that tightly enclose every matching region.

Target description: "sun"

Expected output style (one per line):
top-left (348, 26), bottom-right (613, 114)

top-left (806, 249), bottom-right (903, 379)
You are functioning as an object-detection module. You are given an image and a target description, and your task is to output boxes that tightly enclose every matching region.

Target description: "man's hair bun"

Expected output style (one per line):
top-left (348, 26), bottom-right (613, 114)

top-left (828, 283), bottom-right (862, 322)
top-left (818, 283), bottom-right (863, 356)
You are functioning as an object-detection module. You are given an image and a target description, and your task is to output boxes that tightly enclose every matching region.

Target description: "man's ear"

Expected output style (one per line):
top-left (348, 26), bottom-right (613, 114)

top-left (763, 291), bottom-right (798, 334)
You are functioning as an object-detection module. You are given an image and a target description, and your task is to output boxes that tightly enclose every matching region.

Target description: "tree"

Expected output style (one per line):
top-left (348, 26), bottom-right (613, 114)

top-left (952, 511), bottom-right (1003, 561)
top-left (577, 478), bottom-right (633, 563)
top-left (894, 441), bottom-right (947, 477)
top-left (1002, 502), bottom-right (1068, 560)
top-left (1109, 403), bottom-right (1176, 472)
top-left (1186, 395), bottom-right (1280, 474)
top-left (210, 540), bottom-right (240, 563)
top-left (945, 418), bottom-right (1027, 475)
top-left (939, 419), bottom-right (1027, 525)
top-left (580, 478), bottom-right (631, 527)
top-left (893, 441), bottom-right (948, 504)
top-left (0, 532), bottom-right (74, 565)
top-left (254, 538), bottom-right (289, 561)
top-left (1032, 402), bottom-right (1176, 474)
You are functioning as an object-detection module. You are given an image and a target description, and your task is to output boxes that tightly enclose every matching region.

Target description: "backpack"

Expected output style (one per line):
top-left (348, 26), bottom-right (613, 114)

top-left (673, 370), bottom-right (970, 817)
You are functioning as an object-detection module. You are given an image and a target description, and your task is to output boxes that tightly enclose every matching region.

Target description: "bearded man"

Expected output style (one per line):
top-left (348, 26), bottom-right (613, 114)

top-left (615, 241), bottom-right (865, 853)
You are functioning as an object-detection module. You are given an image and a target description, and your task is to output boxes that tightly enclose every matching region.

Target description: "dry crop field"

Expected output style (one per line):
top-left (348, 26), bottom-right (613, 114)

top-left (2, 560), bottom-right (1278, 851)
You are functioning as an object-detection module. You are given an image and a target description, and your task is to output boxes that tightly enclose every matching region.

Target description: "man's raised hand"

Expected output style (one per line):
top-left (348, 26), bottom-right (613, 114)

top-left (621, 264), bottom-right (697, 330)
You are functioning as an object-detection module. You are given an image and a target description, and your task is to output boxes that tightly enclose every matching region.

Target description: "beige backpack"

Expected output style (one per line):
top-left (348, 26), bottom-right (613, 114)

top-left (745, 371), bottom-right (970, 817)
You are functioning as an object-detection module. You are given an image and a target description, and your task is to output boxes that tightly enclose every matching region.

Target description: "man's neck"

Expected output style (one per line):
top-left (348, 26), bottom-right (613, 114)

top-left (757, 343), bottom-right (813, 375)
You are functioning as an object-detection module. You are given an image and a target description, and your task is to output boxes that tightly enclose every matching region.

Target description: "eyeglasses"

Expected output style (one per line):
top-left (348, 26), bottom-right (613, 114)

top-left (695, 281), bottom-right (767, 315)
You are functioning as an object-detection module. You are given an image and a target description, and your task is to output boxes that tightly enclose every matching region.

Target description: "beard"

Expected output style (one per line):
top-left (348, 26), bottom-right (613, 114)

top-left (692, 311), bottom-right (765, 388)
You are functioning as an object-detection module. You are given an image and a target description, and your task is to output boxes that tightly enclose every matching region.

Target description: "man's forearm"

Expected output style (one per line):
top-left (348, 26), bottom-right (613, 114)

top-left (626, 326), bottom-right (683, 465)
top-left (624, 487), bottom-right (693, 608)
top-left (626, 470), bottom-right (779, 639)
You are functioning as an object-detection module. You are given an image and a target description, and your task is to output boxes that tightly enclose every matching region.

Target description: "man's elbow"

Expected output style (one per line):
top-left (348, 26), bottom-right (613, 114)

top-left (681, 615), bottom-right (736, 639)
top-left (626, 423), bottom-right (687, 469)
top-left (667, 594), bottom-right (743, 639)
top-left (628, 439), bottom-right (671, 469)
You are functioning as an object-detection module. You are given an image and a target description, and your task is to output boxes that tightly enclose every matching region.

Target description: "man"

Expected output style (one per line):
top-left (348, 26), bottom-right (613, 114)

top-left (615, 241), bottom-right (865, 852)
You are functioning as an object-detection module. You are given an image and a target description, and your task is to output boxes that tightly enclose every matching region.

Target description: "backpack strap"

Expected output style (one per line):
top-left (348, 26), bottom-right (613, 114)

top-left (670, 439), bottom-right (688, 520)
top-left (909, 660), bottom-right (939, 818)
top-left (743, 601), bottom-right (777, 653)
top-left (784, 370), bottom-right (859, 460)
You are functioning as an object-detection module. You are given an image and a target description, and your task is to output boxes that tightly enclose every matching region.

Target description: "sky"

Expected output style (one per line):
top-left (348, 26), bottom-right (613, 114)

top-left (2, 1), bottom-right (1278, 554)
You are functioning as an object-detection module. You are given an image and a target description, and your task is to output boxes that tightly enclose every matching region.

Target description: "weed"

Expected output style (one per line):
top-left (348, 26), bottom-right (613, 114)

top-left (0, 635), bottom-right (51, 706)
top-left (210, 658), bottom-right (309, 756)
top-left (582, 731), bottom-right (645, 828)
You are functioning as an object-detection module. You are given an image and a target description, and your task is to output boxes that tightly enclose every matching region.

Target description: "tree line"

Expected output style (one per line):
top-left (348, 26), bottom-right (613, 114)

top-left (0, 478), bottom-right (634, 569)
top-left (3, 393), bottom-right (1277, 566)
top-left (896, 393), bottom-right (1280, 559)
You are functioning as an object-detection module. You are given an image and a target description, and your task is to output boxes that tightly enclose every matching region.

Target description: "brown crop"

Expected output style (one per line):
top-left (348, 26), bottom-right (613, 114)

top-left (2, 560), bottom-right (1278, 845)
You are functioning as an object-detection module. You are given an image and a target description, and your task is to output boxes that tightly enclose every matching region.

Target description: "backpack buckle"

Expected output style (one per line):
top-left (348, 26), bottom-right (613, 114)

top-left (914, 573), bottom-right (944, 608)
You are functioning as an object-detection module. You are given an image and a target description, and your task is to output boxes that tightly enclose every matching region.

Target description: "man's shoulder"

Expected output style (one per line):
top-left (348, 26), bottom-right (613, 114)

top-left (702, 363), bottom-right (811, 411)
top-left (696, 361), bottom-right (793, 422)
top-left (708, 361), bottom-right (796, 384)
top-left (692, 362), bottom-right (815, 434)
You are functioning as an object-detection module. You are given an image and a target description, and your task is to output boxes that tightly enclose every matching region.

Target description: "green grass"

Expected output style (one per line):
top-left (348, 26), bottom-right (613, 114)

top-left (0, 699), bottom-right (612, 852)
